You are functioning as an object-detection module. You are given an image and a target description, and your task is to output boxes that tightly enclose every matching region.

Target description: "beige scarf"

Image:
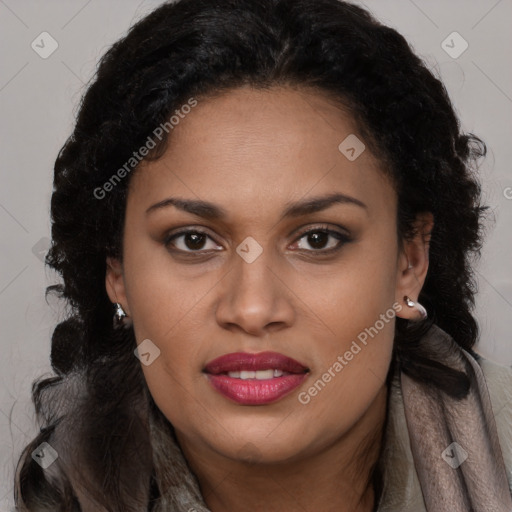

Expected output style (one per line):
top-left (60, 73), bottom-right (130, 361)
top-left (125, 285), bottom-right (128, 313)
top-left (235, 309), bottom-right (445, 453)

top-left (377, 324), bottom-right (512, 511)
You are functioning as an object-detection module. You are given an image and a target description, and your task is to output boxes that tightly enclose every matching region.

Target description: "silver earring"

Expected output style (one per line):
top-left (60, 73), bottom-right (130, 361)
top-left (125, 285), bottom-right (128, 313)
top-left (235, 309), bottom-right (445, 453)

top-left (113, 302), bottom-right (128, 327)
top-left (404, 295), bottom-right (427, 320)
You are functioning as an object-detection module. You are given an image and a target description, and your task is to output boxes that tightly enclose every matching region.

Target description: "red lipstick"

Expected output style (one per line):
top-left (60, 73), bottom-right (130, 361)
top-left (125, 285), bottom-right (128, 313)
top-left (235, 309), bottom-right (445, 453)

top-left (203, 351), bottom-right (309, 405)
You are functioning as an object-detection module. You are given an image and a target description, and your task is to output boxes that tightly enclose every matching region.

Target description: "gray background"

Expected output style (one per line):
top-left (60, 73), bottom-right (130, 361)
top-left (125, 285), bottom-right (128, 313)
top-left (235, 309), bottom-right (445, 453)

top-left (1, 0), bottom-right (511, 508)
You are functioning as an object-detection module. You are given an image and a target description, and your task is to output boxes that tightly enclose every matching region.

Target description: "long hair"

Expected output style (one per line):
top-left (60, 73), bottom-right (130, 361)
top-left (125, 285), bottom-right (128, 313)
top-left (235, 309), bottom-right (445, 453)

top-left (15, 0), bottom-right (487, 510)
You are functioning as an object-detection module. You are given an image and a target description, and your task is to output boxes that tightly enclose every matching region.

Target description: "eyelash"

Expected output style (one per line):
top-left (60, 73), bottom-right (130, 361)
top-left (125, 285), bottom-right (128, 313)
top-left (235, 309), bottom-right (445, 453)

top-left (163, 224), bottom-right (351, 257)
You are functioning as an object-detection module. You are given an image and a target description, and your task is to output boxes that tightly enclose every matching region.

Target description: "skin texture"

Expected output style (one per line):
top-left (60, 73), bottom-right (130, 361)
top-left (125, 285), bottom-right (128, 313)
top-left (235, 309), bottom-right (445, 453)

top-left (106, 85), bottom-right (433, 512)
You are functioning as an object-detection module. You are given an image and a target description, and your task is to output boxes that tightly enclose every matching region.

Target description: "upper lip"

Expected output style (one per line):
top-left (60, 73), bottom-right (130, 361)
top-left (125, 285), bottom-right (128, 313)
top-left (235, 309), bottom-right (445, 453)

top-left (203, 351), bottom-right (309, 375)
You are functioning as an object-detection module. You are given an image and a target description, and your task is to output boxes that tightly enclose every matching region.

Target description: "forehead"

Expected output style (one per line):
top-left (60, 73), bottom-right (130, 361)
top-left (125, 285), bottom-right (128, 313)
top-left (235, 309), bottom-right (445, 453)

top-left (128, 85), bottom-right (395, 224)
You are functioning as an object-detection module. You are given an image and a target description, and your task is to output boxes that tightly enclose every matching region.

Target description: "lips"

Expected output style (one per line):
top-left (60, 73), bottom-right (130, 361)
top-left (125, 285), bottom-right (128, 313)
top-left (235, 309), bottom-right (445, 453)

top-left (203, 351), bottom-right (309, 405)
top-left (203, 351), bottom-right (309, 375)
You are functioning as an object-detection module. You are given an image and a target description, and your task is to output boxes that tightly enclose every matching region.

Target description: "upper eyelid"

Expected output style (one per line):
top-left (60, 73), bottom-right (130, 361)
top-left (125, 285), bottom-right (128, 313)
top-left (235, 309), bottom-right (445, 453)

top-left (292, 224), bottom-right (349, 238)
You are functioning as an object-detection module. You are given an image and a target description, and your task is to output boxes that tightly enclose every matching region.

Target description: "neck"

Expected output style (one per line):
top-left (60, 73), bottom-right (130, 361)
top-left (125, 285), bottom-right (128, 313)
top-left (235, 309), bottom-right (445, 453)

top-left (175, 384), bottom-right (388, 512)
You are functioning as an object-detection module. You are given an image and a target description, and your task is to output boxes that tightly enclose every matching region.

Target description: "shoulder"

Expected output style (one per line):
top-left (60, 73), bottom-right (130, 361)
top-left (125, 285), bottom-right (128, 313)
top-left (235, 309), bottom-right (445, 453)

top-left (474, 354), bottom-right (512, 493)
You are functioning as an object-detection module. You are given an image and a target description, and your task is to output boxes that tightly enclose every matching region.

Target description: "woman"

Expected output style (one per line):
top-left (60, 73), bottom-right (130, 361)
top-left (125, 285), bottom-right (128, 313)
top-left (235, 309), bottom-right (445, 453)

top-left (14, 0), bottom-right (512, 510)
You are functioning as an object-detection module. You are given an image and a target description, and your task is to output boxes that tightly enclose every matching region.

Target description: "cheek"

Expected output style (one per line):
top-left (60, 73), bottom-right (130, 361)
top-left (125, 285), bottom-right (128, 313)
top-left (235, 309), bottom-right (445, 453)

top-left (297, 308), bottom-right (394, 445)
top-left (122, 231), bottom-right (210, 342)
top-left (121, 241), bottom-right (209, 409)
top-left (295, 234), bottom-right (397, 426)
top-left (132, 286), bottom-right (206, 431)
top-left (308, 230), bottom-right (399, 338)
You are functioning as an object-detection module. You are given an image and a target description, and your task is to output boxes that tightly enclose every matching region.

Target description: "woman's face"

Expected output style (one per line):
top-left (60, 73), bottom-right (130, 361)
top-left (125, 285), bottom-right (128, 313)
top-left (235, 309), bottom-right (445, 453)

top-left (107, 85), bottom-right (428, 465)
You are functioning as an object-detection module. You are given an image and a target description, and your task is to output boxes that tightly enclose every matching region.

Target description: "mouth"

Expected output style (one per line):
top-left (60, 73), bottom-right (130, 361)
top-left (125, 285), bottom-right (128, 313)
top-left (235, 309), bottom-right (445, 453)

top-left (203, 351), bottom-right (309, 375)
top-left (203, 351), bottom-right (310, 405)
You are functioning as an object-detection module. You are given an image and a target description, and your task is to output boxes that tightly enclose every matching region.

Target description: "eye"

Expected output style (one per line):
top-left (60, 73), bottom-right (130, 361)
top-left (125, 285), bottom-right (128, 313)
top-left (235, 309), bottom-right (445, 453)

top-left (290, 225), bottom-right (350, 253)
top-left (164, 229), bottom-right (223, 253)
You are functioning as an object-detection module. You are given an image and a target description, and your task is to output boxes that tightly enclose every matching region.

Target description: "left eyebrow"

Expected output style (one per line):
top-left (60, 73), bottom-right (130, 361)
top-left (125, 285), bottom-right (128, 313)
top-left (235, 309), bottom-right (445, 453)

top-left (279, 192), bottom-right (367, 221)
top-left (145, 192), bottom-right (367, 220)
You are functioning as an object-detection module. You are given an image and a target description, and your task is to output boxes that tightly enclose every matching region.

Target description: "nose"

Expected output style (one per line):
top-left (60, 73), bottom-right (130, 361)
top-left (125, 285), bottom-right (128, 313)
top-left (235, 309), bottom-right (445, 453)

top-left (215, 246), bottom-right (295, 337)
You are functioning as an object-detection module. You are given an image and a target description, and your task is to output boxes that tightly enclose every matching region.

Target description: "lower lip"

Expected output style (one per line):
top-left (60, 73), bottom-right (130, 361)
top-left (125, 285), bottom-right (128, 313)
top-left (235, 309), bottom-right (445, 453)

top-left (205, 373), bottom-right (309, 405)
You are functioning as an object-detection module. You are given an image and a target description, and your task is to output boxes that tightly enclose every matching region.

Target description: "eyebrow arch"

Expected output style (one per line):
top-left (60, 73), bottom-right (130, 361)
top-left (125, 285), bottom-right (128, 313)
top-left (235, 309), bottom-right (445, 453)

top-left (280, 192), bottom-right (367, 220)
top-left (145, 192), bottom-right (367, 220)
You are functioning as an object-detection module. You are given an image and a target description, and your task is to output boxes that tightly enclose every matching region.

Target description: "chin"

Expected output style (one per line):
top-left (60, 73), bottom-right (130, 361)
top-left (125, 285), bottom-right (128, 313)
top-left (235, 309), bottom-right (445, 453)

top-left (210, 428), bottom-right (308, 465)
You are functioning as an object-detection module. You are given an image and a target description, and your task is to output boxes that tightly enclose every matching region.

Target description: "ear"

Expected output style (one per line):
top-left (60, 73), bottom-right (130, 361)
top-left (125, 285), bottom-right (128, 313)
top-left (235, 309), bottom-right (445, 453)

top-left (395, 212), bottom-right (434, 320)
top-left (105, 256), bottom-right (131, 316)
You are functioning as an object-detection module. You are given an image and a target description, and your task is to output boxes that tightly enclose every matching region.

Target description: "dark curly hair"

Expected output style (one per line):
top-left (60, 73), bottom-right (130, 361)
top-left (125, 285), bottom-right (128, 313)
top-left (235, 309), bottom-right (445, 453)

top-left (14, 0), bottom-right (488, 510)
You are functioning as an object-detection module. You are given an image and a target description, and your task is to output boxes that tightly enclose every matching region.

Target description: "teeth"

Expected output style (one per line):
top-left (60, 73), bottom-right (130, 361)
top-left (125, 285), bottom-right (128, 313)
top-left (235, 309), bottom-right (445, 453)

top-left (226, 369), bottom-right (286, 379)
top-left (255, 369), bottom-right (274, 380)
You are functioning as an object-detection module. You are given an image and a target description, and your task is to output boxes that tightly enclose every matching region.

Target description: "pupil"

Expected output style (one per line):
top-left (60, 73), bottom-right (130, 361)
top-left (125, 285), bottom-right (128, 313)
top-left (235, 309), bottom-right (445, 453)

top-left (308, 231), bottom-right (328, 249)
top-left (186, 233), bottom-right (206, 250)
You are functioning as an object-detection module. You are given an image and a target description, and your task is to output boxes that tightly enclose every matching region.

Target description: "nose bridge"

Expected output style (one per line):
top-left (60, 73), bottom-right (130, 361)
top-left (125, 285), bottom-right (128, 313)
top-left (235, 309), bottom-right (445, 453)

top-left (232, 238), bottom-right (278, 307)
